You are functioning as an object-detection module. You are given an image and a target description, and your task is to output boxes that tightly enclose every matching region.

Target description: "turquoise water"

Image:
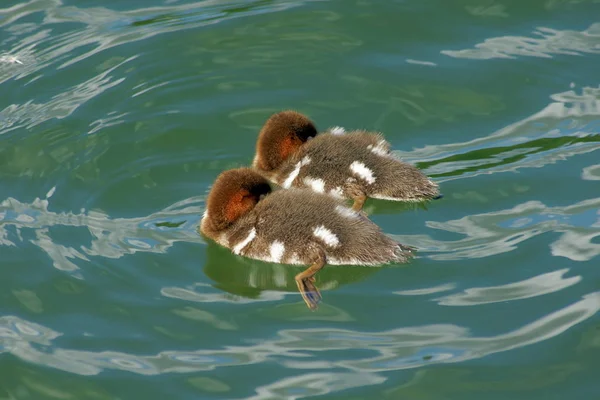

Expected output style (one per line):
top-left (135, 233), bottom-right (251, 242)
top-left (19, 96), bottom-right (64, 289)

top-left (1, 0), bottom-right (599, 398)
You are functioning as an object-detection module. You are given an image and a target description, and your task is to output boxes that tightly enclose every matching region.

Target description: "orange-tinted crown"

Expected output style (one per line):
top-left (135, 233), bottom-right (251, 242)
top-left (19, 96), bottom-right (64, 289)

top-left (202, 168), bottom-right (272, 234)
top-left (254, 111), bottom-right (318, 172)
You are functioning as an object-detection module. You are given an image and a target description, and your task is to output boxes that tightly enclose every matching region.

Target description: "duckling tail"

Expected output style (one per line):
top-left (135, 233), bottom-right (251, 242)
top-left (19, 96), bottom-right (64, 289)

top-left (393, 243), bottom-right (416, 263)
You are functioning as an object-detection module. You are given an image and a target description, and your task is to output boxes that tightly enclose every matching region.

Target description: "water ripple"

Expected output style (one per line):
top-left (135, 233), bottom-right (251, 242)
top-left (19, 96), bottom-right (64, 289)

top-left (402, 86), bottom-right (600, 181)
top-left (1, 2), bottom-right (597, 398)
top-left (1, 292), bottom-right (597, 391)
top-left (244, 372), bottom-right (386, 400)
top-left (1, 0), bottom-right (324, 142)
top-left (0, 55), bottom-right (135, 135)
top-left (582, 163), bottom-right (600, 180)
top-left (394, 197), bottom-right (600, 261)
top-left (442, 23), bottom-right (600, 59)
top-left (433, 269), bottom-right (581, 306)
top-left (2, 187), bottom-right (597, 279)
top-left (0, 188), bottom-right (204, 274)
top-left (1, 0), bottom-right (316, 77)
top-left (161, 282), bottom-right (289, 304)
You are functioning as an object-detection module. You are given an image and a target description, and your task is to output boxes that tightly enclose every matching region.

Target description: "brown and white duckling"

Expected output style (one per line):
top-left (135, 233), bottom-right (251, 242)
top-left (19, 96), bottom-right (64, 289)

top-left (252, 111), bottom-right (441, 211)
top-left (199, 167), bottom-right (413, 310)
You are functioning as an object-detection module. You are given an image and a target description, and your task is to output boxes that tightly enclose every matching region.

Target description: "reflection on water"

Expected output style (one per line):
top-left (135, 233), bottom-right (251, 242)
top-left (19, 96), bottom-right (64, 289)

top-left (172, 306), bottom-right (238, 331)
top-left (194, 14), bottom-right (362, 69)
top-left (1, 292), bottom-right (598, 392)
top-left (0, 55), bottom-right (134, 137)
top-left (394, 197), bottom-right (600, 261)
top-left (3, 364), bottom-right (114, 400)
top-left (433, 269), bottom-right (581, 306)
top-left (465, 1), bottom-right (509, 17)
top-left (2, 0), bottom-right (599, 397)
top-left (582, 163), bottom-right (600, 180)
top-left (245, 372), bottom-right (385, 400)
top-left (442, 23), bottom-right (600, 59)
top-left (384, 362), bottom-right (583, 398)
top-left (404, 86), bottom-right (600, 179)
top-left (161, 281), bottom-right (288, 305)
top-left (202, 241), bottom-right (380, 299)
top-left (0, 0), bottom-right (315, 82)
top-left (332, 76), bottom-right (505, 126)
top-left (0, 83), bottom-right (598, 284)
top-left (2, 186), bottom-right (595, 295)
top-left (0, 189), bottom-right (204, 275)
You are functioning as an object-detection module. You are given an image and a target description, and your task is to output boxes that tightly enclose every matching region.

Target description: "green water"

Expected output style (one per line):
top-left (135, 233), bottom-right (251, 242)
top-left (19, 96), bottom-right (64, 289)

top-left (1, 0), bottom-right (599, 398)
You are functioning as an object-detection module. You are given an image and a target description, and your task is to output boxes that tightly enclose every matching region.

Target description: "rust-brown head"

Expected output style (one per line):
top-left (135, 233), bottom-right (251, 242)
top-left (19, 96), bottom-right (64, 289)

top-left (253, 111), bottom-right (318, 172)
top-left (201, 168), bottom-right (272, 236)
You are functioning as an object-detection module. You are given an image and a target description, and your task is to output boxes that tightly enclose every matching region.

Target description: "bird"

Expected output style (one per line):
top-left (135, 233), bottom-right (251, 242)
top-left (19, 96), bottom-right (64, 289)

top-left (199, 167), bottom-right (413, 309)
top-left (252, 111), bottom-right (441, 211)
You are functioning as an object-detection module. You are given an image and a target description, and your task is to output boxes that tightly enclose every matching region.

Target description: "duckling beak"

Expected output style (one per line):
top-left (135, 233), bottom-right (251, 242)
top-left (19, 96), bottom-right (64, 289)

top-left (433, 194), bottom-right (444, 200)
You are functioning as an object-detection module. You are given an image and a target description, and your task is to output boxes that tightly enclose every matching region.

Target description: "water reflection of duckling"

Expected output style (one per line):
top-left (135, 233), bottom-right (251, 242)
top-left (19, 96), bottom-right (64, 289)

top-left (203, 243), bottom-right (381, 301)
top-left (252, 111), bottom-right (442, 211)
top-left (199, 168), bottom-right (413, 310)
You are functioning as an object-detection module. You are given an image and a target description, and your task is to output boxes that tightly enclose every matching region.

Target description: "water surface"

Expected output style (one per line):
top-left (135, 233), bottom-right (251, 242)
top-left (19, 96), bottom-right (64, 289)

top-left (1, 0), bottom-right (599, 399)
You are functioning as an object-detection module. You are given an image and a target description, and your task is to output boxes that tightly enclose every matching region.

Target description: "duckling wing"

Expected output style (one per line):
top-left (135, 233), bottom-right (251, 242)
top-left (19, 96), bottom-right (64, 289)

top-left (254, 190), bottom-right (411, 266)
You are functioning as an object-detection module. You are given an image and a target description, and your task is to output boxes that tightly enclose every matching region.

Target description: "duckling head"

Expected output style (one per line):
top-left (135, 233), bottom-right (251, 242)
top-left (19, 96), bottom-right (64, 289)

top-left (201, 168), bottom-right (272, 236)
top-left (253, 111), bottom-right (318, 172)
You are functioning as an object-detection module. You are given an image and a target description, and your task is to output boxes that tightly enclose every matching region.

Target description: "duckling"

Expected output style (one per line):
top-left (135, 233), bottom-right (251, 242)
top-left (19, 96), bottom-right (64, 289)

top-left (199, 168), bottom-right (413, 310)
top-left (252, 111), bottom-right (441, 211)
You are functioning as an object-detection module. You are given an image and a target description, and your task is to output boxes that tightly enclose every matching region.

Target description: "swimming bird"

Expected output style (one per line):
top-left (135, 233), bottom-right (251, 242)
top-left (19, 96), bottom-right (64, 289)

top-left (252, 111), bottom-right (441, 211)
top-left (199, 167), bottom-right (413, 309)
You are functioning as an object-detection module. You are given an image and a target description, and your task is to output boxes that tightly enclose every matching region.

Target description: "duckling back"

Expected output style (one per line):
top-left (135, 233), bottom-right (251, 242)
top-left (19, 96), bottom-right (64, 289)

top-left (236, 189), bottom-right (411, 266)
top-left (273, 131), bottom-right (439, 202)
